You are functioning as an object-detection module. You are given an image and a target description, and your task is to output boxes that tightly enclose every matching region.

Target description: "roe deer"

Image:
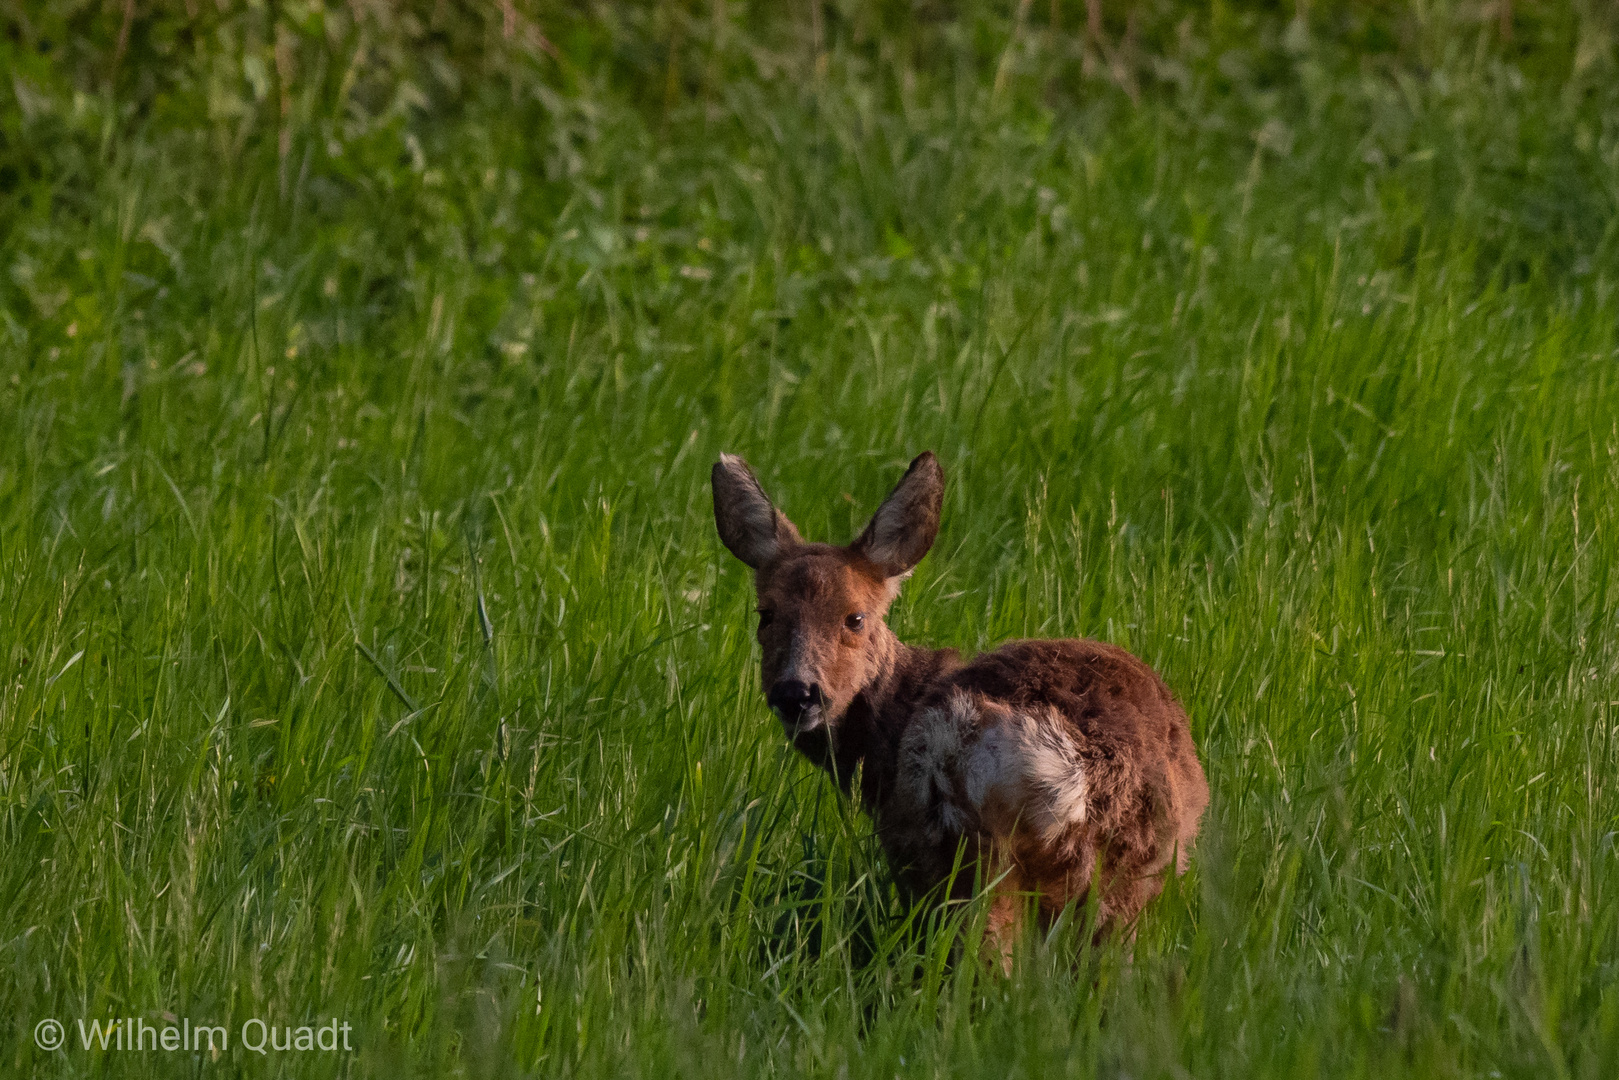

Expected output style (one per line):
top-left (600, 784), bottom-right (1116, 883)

top-left (712, 451), bottom-right (1208, 959)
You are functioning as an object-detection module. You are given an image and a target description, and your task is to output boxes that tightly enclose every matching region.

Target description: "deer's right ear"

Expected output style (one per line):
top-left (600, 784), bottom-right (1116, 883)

top-left (712, 455), bottom-right (801, 569)
top-left (851, 451), bottom-right (944, 582)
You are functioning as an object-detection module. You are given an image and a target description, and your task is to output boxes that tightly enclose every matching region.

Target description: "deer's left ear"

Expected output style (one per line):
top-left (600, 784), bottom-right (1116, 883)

top-left (712, 454), bottom-right (802, 569)
top-left (852, 452), bottom-right (944, 583)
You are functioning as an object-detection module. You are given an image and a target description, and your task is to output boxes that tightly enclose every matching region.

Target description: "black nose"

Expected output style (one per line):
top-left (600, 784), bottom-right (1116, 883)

top-left (767, 680), bottom-right (819, 718)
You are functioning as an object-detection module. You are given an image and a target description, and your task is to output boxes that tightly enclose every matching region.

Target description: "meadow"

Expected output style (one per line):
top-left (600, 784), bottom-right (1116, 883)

top-left (2, 2), bottom-right (1618, 1076)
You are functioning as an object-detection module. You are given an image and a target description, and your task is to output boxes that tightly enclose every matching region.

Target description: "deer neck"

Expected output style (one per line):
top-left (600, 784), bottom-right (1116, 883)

top-left (789, 624), bottom-right (956, 807)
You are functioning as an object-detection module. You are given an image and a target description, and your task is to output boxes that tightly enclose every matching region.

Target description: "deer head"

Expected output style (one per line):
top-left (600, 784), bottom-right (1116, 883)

top-left (711, 452), bottom-right (945, 735)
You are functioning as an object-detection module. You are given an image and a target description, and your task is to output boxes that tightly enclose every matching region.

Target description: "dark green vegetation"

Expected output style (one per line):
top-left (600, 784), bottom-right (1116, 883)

top-left (3, 2), bottom-right (1618, 1076)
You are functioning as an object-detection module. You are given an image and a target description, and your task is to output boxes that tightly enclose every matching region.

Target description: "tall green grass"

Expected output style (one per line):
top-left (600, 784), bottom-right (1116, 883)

top-left (3, 3), bottom-right (1618, 1076)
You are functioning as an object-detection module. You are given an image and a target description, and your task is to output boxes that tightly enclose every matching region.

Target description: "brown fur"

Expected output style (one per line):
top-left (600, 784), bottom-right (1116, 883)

top-left (712, 452), bottom-right (1209, 959)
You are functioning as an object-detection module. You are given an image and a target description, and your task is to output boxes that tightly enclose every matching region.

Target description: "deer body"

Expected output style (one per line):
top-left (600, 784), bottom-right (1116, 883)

top-left (712, 453), bottom-right (1208, 954)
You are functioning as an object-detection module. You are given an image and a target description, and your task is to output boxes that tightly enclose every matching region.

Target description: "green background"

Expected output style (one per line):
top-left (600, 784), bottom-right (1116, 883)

top-left (2, 1), bottom-right (1617, 1076)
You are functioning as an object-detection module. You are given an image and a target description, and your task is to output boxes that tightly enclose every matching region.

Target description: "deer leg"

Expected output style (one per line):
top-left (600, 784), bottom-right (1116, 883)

top-left (979, 855), bottom-right (1032, 974)
top-left (982, 890), bottom-right (1025, 973)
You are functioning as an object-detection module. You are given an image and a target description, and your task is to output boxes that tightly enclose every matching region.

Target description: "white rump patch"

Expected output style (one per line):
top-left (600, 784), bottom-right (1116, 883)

top-left (1004, 706), bottom-right (1090, 838)
top-left (897, 699), bottom-right (971, 839)
top-left (898, 690), bottom-right (1088, 844)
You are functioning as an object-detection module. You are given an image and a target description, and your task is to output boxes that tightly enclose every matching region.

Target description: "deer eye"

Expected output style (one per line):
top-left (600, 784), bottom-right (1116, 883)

top-left (845, 613), bottom-right (865, 632)
top-left (757, 609), bottom-right (774, 628)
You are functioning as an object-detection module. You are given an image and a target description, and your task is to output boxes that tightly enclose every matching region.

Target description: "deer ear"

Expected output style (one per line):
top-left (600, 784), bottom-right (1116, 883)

top-left (712, 455), bottom-right (801, 569)
top-left (852, 452), bottom-right (944, 581)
